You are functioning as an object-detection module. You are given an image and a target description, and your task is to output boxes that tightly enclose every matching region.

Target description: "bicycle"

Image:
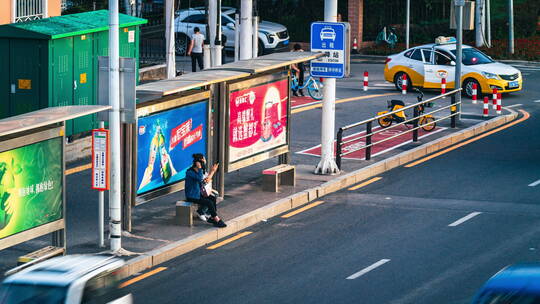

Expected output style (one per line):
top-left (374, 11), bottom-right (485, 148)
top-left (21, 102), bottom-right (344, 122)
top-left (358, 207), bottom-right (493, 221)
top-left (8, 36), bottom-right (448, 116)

top-left (291, 73), bottom-right (324, 101)
top-left (377, 89), bottom-right (436, 132)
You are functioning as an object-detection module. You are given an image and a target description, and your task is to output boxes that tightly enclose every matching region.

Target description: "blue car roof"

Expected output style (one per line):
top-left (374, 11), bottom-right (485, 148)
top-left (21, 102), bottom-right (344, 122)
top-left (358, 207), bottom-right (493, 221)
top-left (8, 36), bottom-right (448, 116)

top-left (481, 264), bottom-right (540, 295)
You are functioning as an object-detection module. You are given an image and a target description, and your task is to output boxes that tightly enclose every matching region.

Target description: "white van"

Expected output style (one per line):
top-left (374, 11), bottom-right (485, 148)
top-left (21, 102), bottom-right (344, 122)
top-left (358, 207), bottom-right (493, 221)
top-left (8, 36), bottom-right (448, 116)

top-left (0, 255), bottom-right (132, 304)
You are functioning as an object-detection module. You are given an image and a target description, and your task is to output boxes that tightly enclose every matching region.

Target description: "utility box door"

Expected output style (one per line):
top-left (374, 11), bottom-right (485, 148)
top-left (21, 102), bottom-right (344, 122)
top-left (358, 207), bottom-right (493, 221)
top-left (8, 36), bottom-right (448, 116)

top-left (10, 40), bottom-right (42, 116)
top-left (73, 34), bottom-right (95, 134)
top-left (51, 38), bottom-right (74, 134)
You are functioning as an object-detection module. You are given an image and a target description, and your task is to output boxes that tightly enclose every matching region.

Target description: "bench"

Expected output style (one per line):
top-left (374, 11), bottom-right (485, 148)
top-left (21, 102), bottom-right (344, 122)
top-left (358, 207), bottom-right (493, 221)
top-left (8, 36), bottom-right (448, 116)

top-left (175, 201), bottom-right (196, 226)
top-left (17, 246), bottom-right (65, 266)
top-left (262, 164), bottom-right (296, 192)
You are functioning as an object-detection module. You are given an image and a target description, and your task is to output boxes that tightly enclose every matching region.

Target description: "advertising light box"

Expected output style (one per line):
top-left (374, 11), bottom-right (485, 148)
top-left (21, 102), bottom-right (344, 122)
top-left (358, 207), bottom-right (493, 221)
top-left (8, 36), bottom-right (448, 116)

top-left (0, 137), bottom-right (63, 240)
top-left (228, 78), bottom-right (289, 163)
top-left (136, 100), bottom-right (208, 195)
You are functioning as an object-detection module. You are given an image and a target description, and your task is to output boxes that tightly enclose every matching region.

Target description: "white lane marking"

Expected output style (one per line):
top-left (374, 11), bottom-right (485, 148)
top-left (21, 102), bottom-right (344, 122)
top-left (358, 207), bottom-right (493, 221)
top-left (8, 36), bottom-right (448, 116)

top-left (505, 104), bottom-right (522, 108)
top-left (448, 212), bottom-right (482, 227)
top-left (528, 179), bottom-right (540, 187)
top-left (533, 100), bottom-right (540, 103)
top-left (346, 259), bottom-right (391, 280)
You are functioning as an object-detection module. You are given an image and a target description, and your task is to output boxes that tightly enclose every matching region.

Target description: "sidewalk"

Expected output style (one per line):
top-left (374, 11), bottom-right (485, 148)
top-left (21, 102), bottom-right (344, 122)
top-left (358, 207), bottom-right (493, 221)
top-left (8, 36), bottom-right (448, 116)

top-left (0, 105), bottom-right (517, 278)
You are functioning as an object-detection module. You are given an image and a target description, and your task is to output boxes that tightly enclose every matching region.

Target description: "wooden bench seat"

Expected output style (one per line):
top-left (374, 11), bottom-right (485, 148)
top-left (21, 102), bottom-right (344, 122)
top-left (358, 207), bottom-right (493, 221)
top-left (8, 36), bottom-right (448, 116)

top-left (262, 164), bottom-right (296, 192)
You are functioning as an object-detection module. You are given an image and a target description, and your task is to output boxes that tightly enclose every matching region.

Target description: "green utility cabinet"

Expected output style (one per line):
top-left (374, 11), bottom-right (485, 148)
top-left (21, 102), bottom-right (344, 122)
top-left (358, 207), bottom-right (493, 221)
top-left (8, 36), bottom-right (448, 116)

top-left (0, 10), bottom-right (146, 136)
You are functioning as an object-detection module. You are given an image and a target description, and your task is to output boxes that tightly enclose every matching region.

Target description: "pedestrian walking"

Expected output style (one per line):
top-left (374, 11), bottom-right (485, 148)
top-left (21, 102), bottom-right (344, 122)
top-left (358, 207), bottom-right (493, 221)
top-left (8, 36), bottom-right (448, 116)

top-left (185, 154), bottom-right (226, 228)
top-left (187, 27), bottom-right (205, 72)
top-left (291, 43), bottom-right (305, 97)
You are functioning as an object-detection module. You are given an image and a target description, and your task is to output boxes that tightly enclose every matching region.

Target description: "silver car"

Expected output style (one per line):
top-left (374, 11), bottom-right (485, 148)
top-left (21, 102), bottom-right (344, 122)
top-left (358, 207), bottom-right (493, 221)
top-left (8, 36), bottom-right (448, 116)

top-left (174, 7), bottom-right (290, 55)
top-left (0, 255), bottom-right (132, 304)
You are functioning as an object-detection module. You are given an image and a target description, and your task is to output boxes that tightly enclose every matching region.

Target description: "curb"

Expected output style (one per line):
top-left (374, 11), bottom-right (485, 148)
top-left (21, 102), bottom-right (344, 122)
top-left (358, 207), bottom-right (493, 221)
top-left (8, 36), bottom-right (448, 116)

top-left (118, 112), bottom-right (518, 278)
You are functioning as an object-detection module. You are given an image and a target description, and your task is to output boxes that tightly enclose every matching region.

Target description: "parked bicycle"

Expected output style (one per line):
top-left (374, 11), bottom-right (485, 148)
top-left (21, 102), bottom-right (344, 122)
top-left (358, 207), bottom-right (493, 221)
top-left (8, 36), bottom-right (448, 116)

top-left (377, 89), bottom-right (436, 132)
top-left (291, 73), bottom-right (324, 101)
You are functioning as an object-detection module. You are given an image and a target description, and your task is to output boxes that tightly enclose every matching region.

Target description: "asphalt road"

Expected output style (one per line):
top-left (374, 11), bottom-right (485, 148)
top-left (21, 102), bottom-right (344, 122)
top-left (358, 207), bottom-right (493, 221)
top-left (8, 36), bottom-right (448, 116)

top-left (123, 63), bottom-right (540, 303)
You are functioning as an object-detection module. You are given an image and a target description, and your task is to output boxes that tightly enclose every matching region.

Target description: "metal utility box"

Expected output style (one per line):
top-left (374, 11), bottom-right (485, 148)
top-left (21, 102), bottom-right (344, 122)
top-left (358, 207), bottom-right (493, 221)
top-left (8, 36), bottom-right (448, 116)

top-left (0, 10), bottom-right (146, 136)
top-left (450, 1), bottom-right (475, 30)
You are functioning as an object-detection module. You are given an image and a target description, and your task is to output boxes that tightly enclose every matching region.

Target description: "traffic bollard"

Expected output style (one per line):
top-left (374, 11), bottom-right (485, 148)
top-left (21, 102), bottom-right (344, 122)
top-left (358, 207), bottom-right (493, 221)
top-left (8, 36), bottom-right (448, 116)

top-left (441, 78), bottom-right (446, 97)
top-left (402, 74), bottom-right (407, 95)
top-left (497, 93), bottom-right (502, 114)
top-left (483, 96), bottom-right (489, 117)
top-left (472, 83), bottom-right (477, 104)
top-left (363, 71), bottom-right (368, 91)
top-left (492, 88), bottom-right (498, 110)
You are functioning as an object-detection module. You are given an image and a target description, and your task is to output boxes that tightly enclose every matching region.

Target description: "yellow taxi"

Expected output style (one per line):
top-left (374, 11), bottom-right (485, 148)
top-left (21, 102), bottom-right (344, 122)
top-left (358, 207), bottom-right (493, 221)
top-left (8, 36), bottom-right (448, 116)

top-left (384, 37), bottom-right (523, 97)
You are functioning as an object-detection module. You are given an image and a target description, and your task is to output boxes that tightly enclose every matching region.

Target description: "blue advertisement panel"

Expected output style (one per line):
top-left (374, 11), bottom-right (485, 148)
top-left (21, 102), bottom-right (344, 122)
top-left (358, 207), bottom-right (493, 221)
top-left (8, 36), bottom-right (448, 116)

top-left (136, 101), bottom-right (208, 195)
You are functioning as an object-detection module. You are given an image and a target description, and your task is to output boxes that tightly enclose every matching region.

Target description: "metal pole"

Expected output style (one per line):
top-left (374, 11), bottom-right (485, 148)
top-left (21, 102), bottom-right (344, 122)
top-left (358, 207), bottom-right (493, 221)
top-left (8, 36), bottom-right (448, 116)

top-left (215, 0), bottom-right (223, 66)
top-left (336, 129), bottom-right (343, 170)
top-left (165, 0), bottom-right (176, 78)
top-left (412, 106), bottom-right (419, 142)
top-left (252, 16), bottom-right (259, 58)
top-left (234, 14), bottom-right (240, 61)
top-left (365, 122), bottom-right (372, 160)
top-left (475, 0), bottom-right (484, 47)
top-left (203, 0), bottom-right (211, 68)
top-left (406, 0), bottom-right (410, 49)
top-left (315, 0), bottom-right (339, 175)
top-left (454, 0), bottom-right (463, 124)
top-left (240, 0), bottom-right (253, 60)
top-left (109, 0), bottom-right (122, 253)
top-left (486, 0), bottom-right (491, 46)
top-left (208, 0), bottom-right (217, 67)
top-left (11, 0), bottom-right (16, 23)
top-left (98, 121), bottom-right (105, 248)
top-left (508, 0), bottom-right (514, 54)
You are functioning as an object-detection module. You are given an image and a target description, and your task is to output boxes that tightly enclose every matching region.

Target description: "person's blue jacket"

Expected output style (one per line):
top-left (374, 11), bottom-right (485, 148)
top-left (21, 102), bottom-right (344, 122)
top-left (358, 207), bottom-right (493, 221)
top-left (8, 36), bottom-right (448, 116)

top-left (185, 167), bottom-right (203, 200)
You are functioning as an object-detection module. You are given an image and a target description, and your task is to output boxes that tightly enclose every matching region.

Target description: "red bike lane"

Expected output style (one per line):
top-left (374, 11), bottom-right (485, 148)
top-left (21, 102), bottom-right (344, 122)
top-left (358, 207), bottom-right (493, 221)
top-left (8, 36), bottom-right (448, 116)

top-left (297, 124), bottom-right (446, 159)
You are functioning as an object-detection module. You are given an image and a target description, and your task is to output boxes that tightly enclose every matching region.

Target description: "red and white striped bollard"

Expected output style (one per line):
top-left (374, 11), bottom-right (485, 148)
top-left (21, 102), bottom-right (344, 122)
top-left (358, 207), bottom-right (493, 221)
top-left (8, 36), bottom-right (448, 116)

top-left (363, 71), bottom-right (368, 91)
top-left (497, 92), bottom-right (502, 114)
top-left (483, 96), bottom-right (489, 117)
top-left (492, 88), bottom-right (498, 110)
top-left (472, 83), bottom-right (477, 104)
top-left (402, 74), bottom-right (407, 94)
top-left (441, 78), bottom-right (446, 98)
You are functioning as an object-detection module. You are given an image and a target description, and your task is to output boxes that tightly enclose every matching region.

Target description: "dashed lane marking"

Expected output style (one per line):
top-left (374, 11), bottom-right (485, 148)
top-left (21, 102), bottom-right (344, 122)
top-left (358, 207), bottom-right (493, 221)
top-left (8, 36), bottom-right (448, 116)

top-left (281, 201), bottom-right (325, 218)
top-left (348, 177), bottom-right (382, 191)
top-left (448, 212), bottom-right (482, 227)
top-left (528, 179), bottom-right (540, 187)
top-left (206, 231), bottom-right (253, 250)
top-left (119, 267), bottom-right (167, 288)
top-left (346, 259), bottom-right (391, 280)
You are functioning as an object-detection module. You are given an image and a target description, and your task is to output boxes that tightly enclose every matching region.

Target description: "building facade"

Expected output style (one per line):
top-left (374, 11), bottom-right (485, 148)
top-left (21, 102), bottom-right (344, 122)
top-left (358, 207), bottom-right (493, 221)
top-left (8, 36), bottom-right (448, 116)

top-left (0, 0), bottom-right (62, 25)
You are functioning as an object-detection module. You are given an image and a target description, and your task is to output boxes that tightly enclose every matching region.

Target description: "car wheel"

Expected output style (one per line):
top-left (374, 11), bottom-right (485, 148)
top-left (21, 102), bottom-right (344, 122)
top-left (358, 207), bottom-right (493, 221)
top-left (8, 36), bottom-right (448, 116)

top-left (175, 33), bottom-right (190, 56)
top-left (257, 40), bottom-right (265, 56)
top-left (394, 72), bottom-right (410, 91)
top-left (463, 78), bottom-right (481, 99)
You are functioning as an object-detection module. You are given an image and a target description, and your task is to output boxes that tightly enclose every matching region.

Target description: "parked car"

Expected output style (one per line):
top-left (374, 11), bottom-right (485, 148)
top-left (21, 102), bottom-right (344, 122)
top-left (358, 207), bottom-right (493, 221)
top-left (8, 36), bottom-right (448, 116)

top-left (174, 7), bottom-right (290, 56)
top-left (384, 36), bottom-right (523, 98)
top-left (0, 255), bottom-right (131, 304)
top-left (471, 264), bottom-right (540, 303)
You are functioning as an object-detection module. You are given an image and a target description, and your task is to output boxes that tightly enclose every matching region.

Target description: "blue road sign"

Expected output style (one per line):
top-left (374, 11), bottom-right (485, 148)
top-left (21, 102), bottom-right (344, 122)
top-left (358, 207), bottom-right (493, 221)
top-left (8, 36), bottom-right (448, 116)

top-left (310, 22), bottom-right (349, 78)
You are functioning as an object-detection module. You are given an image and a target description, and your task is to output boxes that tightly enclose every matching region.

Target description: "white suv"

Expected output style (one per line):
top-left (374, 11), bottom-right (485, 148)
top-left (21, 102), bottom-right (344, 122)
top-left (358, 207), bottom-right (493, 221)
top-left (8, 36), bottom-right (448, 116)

top-left (0, 255), bottom-right (132, 304)
top-left (174, 7), bottom-right (290, 55)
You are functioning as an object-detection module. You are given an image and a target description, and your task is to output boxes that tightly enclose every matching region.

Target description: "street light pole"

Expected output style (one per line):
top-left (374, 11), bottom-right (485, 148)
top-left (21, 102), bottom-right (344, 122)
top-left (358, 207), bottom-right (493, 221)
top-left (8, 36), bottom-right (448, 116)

top-left (240, 0), bottom-right (253, 60)
top-left (508, 0), bottom-right (514, 54)
top-left (406, 0), bottom-right (410, 49)
top-left (108, 0), bottom-right (122, 252)
top-left (453, 0), bottom-right (464, 127)
top-left (486, 0), bottom-right (491, 46)
top-left (315, 0), bottom-right (339, 175)
top-left (165, 0), bottom-right (176, 78)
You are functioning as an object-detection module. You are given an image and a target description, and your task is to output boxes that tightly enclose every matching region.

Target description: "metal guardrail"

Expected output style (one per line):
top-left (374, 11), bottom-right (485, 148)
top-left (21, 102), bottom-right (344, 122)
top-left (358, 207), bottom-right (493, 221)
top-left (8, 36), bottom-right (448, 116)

top-left (335, 89), bottom-right (462, 169)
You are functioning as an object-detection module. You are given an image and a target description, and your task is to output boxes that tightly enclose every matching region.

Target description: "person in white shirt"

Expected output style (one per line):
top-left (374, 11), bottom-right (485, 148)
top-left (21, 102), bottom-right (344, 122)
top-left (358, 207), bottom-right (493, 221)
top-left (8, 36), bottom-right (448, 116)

top-left (187, 27), bottom-right (205, 72)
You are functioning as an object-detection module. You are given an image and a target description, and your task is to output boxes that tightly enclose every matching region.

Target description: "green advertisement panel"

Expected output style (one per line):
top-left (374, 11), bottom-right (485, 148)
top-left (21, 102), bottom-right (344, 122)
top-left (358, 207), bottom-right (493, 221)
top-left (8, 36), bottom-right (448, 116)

top-left (0, 137), bottom-right (63, 239)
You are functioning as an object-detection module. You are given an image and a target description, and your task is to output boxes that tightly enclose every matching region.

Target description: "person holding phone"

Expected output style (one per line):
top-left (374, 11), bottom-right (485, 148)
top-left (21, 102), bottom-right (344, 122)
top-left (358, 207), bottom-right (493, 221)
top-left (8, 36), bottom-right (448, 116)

top-left (185, 155), bottom-right (226, 228)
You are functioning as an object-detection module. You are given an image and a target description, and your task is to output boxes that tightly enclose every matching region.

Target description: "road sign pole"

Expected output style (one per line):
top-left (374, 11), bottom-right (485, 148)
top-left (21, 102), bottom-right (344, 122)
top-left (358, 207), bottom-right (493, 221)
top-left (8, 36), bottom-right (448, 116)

top-left (508, 0), bottom-right (514, 54)
top-left (165, 0), bottom-right (175, 78)
top-left (240, 0), bottom-right (253, 60)
top-left (98, 121), bottom-right (105, 248)
top-left (315, 0), bottom-right (339, 175)
top-left (109, 0), bottom-right (122, 253)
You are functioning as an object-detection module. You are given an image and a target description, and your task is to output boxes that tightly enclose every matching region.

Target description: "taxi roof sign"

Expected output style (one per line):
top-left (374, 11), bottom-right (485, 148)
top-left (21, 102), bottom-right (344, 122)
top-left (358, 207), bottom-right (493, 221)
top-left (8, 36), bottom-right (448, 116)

top-left (435, 36), bottom-right (457, 45)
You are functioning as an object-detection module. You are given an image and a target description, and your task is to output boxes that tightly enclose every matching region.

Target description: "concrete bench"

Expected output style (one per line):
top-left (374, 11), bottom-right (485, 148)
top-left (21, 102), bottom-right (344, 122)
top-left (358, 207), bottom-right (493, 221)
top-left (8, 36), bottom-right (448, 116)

top-left (175, 201), bottom-right (196, 226)
top-left (262, 164), bottom-right (296, 192)
top-left (17, 246), bottom-right (65, 266)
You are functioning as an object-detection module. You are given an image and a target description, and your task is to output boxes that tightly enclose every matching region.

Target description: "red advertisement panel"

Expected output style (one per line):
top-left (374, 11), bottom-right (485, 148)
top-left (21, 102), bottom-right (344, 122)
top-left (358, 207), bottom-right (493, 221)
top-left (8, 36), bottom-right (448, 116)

top-left (229, 79), bottom-right (289, 162)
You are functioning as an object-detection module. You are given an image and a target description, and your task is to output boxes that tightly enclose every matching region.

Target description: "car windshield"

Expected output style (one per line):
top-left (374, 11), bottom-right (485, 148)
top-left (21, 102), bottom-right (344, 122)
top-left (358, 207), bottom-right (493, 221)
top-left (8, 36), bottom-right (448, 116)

top-left (450, 48), bottom-right (494, 65)
top-left (0, 283), bottom-right (67, 304)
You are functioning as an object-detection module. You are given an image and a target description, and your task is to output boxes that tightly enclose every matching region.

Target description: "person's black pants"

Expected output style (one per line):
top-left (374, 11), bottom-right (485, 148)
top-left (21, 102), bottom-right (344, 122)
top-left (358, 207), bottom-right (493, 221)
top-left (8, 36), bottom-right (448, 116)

top-left (191, 53), bottom-right (204, 72)
top-left (187, 197), bottom-right (217, 217)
